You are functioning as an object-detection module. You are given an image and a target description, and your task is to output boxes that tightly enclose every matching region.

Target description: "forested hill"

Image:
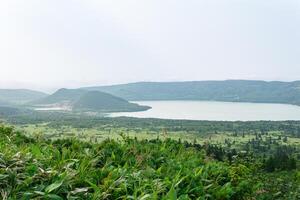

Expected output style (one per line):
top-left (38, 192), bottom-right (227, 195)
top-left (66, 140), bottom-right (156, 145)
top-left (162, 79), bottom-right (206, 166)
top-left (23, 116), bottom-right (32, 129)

top-left (0, 89), bottom-right (47, 105)
top-left (32, 88), bottom-right (87, 105)
top-left (83, 80), bottom-right (300, 105)
top-left (73, 91), bottom-right (151, 112)
top-left (32, 88), bottom-right (150, 112)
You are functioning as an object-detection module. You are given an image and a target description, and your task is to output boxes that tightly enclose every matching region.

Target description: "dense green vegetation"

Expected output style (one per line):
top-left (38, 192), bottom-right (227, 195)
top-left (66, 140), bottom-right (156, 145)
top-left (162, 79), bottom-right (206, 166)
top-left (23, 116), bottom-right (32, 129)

top-left (83, 80), bottom-right (300, 105)
top-left (2, 107), bottom-right (299, 137)
top-left (0, 89), bottom-right (47, 105)
top-left (32, 88), bottom-right (86, 105)
top-left (0, 106), bottom-right (29, 116)
top-left (1, 125), bottom-right (299, 199)
top-left (0, 104), bottom-right (299, 199)
top-left (73, 91), bottom-right (150, 112)
top-left (31, 88), bottom-right (150, 112)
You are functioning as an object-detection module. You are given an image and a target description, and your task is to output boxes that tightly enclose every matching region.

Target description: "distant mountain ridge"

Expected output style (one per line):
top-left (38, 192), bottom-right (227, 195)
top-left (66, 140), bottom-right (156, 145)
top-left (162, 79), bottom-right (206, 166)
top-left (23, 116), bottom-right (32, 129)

top-left (82, 80), bottom-right (300, 106)
top-left (0, 89), bottom-right (47, 105)
top-left (32, 88), bottom-right (150, 112)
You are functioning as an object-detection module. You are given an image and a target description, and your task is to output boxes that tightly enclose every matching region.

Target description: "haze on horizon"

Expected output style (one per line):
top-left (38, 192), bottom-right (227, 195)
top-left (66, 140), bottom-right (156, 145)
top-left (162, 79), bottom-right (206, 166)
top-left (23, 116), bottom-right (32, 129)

top-left (1, 0), bottom-right (300, 92)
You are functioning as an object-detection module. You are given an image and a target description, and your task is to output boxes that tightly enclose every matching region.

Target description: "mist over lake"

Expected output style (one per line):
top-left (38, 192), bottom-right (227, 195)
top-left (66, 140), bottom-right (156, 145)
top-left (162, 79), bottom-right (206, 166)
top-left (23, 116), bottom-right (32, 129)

top-left (110, 101), bottom-right (300, 121)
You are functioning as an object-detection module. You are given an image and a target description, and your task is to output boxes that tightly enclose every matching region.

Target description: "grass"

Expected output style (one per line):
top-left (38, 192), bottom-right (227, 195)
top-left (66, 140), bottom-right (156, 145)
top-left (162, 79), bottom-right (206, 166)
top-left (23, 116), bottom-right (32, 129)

top-left (16, 124), bottom-right (201, 144)
top-left (0, 125), bottom-right (255, 199)
top-left (1, 124), bottom-right (299, 199)
top-left (16, 123), bottom-right (300, 148)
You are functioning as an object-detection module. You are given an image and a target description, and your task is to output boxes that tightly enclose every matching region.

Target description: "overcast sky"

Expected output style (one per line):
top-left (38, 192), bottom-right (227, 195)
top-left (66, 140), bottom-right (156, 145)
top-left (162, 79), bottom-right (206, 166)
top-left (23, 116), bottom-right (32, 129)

top-left (1, 0), bottom-right (299, 92)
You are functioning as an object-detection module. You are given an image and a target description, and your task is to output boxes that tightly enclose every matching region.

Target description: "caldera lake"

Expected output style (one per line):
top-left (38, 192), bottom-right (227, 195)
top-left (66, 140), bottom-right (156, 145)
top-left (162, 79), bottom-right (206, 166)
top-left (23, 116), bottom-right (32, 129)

top-left (110, 101), bottom-right (300, 121)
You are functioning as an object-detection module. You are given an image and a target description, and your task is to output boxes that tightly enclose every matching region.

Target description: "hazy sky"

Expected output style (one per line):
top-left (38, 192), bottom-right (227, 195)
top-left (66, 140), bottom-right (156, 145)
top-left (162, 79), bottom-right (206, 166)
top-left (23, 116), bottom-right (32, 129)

top-left (1, 0), bottom-right (299, 91)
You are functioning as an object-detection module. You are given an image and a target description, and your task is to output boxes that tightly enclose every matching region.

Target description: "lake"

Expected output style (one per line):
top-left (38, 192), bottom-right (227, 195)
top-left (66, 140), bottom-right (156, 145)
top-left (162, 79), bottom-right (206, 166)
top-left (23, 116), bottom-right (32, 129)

top-left (110, 101), bottom-right (300, 121)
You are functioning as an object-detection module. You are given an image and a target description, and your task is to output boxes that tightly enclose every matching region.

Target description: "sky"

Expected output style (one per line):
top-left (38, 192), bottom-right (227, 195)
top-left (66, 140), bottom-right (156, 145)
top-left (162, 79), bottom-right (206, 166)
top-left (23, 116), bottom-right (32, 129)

top-left (0, 0), bottom-right (299, 92)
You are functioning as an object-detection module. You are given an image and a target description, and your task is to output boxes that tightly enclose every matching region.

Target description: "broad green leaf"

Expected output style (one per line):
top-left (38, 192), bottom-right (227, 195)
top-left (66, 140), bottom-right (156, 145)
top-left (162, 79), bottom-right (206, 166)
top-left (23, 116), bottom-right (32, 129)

top-left (46, 194), bottom-right (64, 200)
top-left (139, 194), bottom-right (151, 200)
top-left (45, 180), bottom-right (63, 193)
top-left (164, 185), bottom-right (177, 200)
top-left (31, 145), bottom-right (42, 157)
top-left (34, 191), bottom-right (45, 196)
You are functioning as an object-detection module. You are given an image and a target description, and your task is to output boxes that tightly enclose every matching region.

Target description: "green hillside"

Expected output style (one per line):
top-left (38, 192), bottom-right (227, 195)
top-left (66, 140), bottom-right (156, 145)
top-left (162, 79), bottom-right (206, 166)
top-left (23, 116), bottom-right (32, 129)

top-left (0, 89), bottom-right (47, 105)
top-left (32, 89), bottom-right (150, 112)
top-left (33, 88), bottom-right (86, 105)
top-left (73, 91), bottom-right (150, 112)
top-left (83, 80), bottom-right (300, 105)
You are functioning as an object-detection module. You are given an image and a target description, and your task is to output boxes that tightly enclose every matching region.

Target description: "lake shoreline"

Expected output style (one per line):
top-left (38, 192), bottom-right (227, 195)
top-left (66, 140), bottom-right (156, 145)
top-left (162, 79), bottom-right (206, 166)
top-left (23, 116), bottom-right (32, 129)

top-left (110, 100), bottom-right (300, 121)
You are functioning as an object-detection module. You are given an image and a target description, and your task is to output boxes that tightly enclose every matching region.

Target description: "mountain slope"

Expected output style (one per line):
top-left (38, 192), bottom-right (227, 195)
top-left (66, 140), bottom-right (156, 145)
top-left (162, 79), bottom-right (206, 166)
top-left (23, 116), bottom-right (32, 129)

top-left (33, 88), bottom-right (86, 105)
top-left (32, 89), bottom-right (150, 112)
top-left (73, 91), bottom-right (150, 112)
top-left (0, 89), bottom-right (47, 105)
top-left (82, 80), bottom-right (300, 105)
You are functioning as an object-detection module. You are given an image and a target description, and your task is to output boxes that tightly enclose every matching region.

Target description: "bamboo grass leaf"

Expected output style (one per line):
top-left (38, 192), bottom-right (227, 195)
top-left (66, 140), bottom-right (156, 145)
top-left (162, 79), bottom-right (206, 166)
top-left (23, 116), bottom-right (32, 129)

top-left (45, 180), bottom-right (64, 193)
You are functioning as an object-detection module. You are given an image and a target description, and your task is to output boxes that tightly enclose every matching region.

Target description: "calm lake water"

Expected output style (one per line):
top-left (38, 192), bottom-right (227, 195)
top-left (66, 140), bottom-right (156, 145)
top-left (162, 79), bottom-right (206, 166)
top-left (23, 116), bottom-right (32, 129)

top-left (110, 101), bottom-right (300, 121)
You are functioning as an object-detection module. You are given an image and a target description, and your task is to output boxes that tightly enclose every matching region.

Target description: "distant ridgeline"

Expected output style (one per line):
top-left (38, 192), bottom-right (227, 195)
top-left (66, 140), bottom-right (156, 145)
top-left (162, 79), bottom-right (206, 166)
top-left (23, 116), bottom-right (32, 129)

top-left (30, 88), bottom-right (150, 112)
top-left (82, 80), bottom-right (300, 106)
top-left (1, 80), bottom-right (299, 114)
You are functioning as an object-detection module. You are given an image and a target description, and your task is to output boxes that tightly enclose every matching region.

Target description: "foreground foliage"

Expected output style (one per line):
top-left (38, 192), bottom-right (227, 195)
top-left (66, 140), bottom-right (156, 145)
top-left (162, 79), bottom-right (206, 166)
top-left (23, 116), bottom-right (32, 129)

top-left (0, 125), bottom-right (299, 199)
